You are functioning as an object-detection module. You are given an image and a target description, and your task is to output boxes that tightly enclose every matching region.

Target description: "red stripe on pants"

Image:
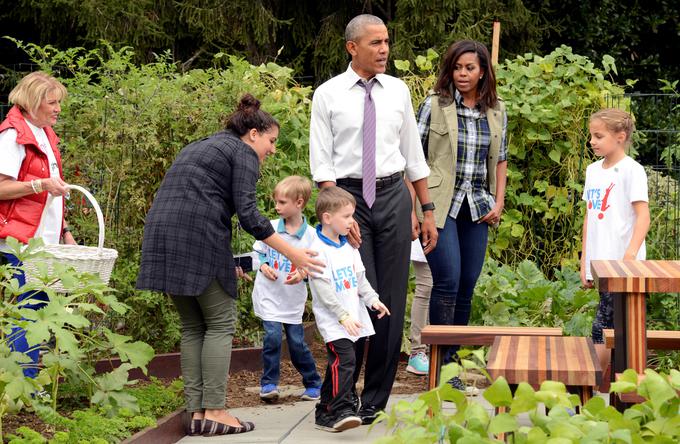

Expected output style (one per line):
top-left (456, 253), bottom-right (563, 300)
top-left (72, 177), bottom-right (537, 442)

top-left (328, 342), bottom-right (340, 396)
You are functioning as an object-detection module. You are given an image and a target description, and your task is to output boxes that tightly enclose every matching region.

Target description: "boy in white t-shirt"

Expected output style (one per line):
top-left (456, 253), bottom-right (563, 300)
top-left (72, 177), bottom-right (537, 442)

top-left (581, 108), bottom-right (650, 343)
top-left (252, 176), bottom-right (322, 402)
top-left (308, 186), bottom-right (390, 433)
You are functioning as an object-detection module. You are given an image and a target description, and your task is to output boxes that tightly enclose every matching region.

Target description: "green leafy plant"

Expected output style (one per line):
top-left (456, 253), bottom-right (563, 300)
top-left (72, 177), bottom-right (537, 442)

top-left (8, 405), bottom-right (156, 443)
top-left (0, 237), bottom-right (154, 441)
top-left (374, 361), bottom-right (680, 443)
top-left (470, 259), bottom-right (599, 337)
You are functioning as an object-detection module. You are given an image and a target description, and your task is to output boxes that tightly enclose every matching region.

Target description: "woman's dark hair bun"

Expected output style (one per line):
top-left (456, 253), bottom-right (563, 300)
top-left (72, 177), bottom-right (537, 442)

top-left (237, 93), bottom-right (260, 112)
top-left (226, 93), bottom-right (279, 136)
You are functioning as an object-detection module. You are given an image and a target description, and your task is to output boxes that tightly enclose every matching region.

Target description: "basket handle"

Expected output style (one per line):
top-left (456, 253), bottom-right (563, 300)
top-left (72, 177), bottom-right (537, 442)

top-left (46, 185), bottom-right (106, 253)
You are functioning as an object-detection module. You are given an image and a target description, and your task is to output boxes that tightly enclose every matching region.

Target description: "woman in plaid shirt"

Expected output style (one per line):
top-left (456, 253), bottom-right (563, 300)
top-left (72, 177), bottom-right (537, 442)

top-left (415, 40), bottom-right (508, 393)
top-left (137, 94), bottom-right (323, 436)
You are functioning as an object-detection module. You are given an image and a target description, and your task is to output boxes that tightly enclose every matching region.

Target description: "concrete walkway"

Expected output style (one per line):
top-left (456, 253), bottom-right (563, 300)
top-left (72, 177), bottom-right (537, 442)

top-left (176, 386), bottom-right (611, 444)
top-left (176, 389), bottom-right (498, 444)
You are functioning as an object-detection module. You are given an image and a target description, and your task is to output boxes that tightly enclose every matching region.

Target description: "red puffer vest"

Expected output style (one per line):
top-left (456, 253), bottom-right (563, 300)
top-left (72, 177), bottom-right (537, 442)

top-left (0, 105), bottom-right (64, 244)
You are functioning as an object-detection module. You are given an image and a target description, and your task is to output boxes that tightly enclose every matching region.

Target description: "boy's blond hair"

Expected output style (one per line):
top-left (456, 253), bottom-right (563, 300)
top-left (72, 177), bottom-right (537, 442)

top-left (273, 175), bottom-right (313, 206)
top-left (590, 108), bottom-right (636, 146)
top-left (315, 186), bottom-right (356, 222)
top-left (9, 71), bottom-right (67, 115)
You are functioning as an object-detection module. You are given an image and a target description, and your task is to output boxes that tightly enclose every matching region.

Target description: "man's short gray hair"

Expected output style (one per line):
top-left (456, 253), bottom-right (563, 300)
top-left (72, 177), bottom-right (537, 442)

top-left (345, 14), bottom-right (385, 42)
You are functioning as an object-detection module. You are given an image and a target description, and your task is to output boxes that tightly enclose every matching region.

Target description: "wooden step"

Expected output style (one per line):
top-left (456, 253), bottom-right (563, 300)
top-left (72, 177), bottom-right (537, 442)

top-left (421, 325), bottom-right (562, 346)
top-left (603, 329), bottom-right (680, 350)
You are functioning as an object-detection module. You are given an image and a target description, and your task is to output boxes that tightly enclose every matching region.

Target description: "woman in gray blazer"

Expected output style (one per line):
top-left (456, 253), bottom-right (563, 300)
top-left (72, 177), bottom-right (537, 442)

top-left (137, 94), bottom-right (322, 436)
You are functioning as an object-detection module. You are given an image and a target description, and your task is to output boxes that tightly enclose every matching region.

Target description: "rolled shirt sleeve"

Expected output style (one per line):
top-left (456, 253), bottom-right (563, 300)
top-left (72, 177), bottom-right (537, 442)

top-left (309, 89), bottom-right (337, 183)
top-left (399, 82), bottom-right (430, 182)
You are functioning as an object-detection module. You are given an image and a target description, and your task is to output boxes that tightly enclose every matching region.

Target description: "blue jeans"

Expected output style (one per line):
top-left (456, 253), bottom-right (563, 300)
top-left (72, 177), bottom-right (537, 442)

top-left (426, 199), bottom-right (488, 364)
top-left (591, 291), bottom-right (616, 344)
top-left (261, 320), bottom-right (321, 389)
top-left (3, 253), bottom-right (50, 379)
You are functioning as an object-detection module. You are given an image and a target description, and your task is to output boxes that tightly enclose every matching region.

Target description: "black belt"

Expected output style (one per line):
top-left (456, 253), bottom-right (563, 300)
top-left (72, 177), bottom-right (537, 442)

top-left (336, 172), bottom-right (403, 189)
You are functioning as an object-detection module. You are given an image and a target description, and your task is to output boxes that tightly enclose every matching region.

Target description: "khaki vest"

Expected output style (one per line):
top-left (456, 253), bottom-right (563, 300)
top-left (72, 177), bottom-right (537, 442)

top-left (418, 94), bottom-right (505, 228)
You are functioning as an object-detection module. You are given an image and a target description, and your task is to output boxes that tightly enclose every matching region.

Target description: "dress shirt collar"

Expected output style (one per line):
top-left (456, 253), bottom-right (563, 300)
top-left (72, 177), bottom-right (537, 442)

top-left (276, 216), bottom-right (309, 239)
top-left (342, 63), bottom-right (385, 90)
top-left (454, 89), bottom-right (482, 111)
top-left (315, 224), bottom-right (347, 248)
top-left (454, 89), bottom-right (464, 106)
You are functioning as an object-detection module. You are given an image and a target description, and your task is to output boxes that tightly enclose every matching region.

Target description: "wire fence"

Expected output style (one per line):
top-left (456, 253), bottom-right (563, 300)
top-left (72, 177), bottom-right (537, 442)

top-left (606, 93), bottom-right (680, 261)
top-left (606, 93), bottom-right (680, 332)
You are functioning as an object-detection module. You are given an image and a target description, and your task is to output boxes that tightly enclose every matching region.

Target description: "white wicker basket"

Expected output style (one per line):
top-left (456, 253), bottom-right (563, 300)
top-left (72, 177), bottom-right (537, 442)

top-left (23, 184), bottom-right (118, 293)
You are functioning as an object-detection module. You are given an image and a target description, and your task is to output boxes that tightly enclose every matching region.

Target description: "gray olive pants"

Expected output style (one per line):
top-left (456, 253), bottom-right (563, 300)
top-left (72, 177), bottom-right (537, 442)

top-left (171, 280), bottom-right (237, 412)
top-left (409, 260), bottom-right (433, 351)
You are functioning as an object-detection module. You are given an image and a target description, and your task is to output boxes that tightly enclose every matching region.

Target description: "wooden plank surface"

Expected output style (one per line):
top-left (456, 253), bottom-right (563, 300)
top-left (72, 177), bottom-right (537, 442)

top-left (487, 336), bottom-right (601, 386)
top-left (604, 329), bottom-right (680, 350)
top-left (421, 325), bottom-right (562, 346)
top-left (591, 260), bottom-right (680, 293)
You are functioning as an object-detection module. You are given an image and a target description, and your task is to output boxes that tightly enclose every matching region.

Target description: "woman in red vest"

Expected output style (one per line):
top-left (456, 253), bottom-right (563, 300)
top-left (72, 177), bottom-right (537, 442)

top-left (0, 71), bottom-right (75, 380)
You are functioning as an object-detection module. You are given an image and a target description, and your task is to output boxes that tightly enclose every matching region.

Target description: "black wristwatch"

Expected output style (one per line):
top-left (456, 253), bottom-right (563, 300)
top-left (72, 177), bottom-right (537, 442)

top-left (421, 202), bottom-right (435, 212)
top-left (62, 227), bottom-right (71, 235)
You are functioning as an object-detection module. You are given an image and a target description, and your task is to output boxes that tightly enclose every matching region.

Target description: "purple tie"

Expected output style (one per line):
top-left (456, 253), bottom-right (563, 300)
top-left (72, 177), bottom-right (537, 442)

top-left (359, 79), bottom-right (377, 208)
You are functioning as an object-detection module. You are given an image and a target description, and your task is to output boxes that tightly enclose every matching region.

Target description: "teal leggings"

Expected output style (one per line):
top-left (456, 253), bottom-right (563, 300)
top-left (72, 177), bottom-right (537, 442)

top-left (171, 280), bottom-right (237, 412)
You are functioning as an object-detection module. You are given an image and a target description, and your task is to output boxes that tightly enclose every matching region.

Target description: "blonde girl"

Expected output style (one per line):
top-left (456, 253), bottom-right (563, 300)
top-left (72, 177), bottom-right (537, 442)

top-left (581, 108), bottom-right (650, 343)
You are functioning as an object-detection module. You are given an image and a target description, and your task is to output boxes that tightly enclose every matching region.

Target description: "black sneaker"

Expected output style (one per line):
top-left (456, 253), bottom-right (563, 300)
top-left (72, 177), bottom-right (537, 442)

top-left (358, 405), bottom-right (380, 425)
top-left (448, 376), bottom-right (480, 396)
top-left (332, 410), bottom-right (362, 432)
top-left (314, 411), bottom-right (337, 433)
top-left (350, 388), bottom-right (361, 414)
top-left (315, 409), bottom-right (361, 433)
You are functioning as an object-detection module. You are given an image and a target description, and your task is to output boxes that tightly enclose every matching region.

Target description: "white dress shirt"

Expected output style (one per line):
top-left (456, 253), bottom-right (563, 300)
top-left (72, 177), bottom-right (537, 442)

top-left (309, 64), bottom-right (430, 183)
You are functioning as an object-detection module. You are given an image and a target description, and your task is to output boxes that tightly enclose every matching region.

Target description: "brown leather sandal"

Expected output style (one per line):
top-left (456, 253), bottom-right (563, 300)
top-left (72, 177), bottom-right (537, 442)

top-left (202, 418), bottom-right (255, 436)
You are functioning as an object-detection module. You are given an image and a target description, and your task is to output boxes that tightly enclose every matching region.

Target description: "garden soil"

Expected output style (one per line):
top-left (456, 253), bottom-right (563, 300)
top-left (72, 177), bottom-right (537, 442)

top-left (4, 337), bottom-right (488, 439)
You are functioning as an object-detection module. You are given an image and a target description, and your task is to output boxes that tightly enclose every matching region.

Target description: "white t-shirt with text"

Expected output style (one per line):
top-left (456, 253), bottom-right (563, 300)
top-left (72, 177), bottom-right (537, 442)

top-left (310, 235), bottom-right (375, 343)
top-left (251, 218), bottom-right (316, 324)
top-left (582, 156), bottom-right (648, 280)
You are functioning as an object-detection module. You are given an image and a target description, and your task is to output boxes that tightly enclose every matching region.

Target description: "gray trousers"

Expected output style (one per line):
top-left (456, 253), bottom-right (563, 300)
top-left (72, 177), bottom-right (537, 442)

top-left (171, 280), bottom-right (237, 412)
top-left (409, 260), bottom-right (432, 351)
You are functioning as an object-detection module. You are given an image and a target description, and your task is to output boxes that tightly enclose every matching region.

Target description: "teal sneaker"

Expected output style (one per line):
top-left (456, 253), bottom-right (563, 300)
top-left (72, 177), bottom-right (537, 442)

top-left (406, 351), bottom-right (429, 375)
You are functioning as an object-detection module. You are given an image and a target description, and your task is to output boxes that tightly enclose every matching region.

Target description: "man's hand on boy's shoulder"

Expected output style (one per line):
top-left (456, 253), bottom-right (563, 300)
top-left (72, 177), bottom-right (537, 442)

top-left (260, 263), bottom-right (278, 281)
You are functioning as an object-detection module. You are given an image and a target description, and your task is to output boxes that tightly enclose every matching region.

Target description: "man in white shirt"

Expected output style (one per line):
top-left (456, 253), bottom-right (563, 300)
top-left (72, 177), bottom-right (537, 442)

top-left (309, 13), bottom-right (437, 423)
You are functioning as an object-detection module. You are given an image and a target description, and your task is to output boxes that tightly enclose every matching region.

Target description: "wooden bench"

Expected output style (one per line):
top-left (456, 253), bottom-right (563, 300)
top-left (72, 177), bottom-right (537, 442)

top-left (421, 325), bottom-right (563, 389)
top-left (488, 336), bottom-right (601, 408)
top-left (603, 329), bottom-right (680, 350)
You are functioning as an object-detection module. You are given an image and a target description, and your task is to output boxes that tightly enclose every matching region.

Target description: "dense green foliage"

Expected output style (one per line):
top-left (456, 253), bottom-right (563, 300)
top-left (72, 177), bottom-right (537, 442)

top-left (0, 238), bottom-right (154, 441)
top-left (1, 0), bottom-right (678, 90)
top-left (375, 359), bottom-right (680, 443)
top-left (470, 259), bottom-right (598, 337)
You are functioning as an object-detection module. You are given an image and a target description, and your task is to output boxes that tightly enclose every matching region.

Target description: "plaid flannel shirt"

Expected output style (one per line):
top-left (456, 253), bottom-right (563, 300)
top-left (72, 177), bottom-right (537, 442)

top-left (137, 130), bottom-right (275, 297)
top-left (417, 91), bottom-right (507, 221)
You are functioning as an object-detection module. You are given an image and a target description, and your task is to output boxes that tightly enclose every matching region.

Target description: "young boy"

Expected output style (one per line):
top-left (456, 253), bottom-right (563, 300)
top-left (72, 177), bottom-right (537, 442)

top-left (308, 186), bottom-right (390, 432)
top-left (252, 176), bottom-right (322, 402)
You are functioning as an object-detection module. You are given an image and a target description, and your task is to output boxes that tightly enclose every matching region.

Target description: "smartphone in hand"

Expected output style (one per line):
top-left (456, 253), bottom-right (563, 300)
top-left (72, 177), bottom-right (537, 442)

top-left (234, 254), bottom-right (253, 273)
